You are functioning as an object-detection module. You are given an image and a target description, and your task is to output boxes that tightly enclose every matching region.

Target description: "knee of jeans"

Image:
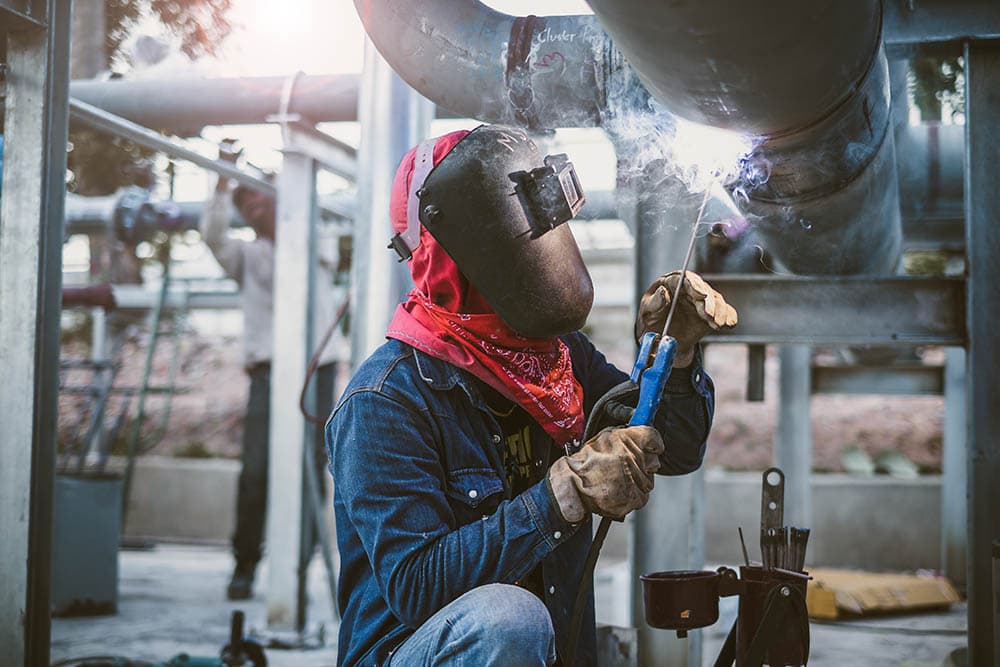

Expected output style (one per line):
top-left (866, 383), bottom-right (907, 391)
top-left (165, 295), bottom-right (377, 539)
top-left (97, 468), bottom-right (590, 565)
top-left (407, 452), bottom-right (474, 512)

top-left (466, 584), bottom-right (554, 646)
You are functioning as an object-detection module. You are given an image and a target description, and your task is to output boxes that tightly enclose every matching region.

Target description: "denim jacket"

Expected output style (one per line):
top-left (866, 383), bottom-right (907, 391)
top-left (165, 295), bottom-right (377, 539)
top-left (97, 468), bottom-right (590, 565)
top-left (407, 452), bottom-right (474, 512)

top-left (326, 333), bottom-right (715, 666)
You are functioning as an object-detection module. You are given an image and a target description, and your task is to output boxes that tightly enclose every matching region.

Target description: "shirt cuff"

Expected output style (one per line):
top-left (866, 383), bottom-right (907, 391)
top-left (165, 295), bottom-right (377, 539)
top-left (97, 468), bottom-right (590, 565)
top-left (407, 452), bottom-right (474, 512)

top-left (665, 344), bottom-right (704, 393)
top-left (522, 477), bottom-right (582, 550)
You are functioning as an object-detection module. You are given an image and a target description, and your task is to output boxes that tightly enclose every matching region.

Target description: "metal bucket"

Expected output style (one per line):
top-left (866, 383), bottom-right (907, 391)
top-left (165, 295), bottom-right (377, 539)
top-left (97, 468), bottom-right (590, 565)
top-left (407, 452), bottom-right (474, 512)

top-left (640, 569), bottom-right (722, 635)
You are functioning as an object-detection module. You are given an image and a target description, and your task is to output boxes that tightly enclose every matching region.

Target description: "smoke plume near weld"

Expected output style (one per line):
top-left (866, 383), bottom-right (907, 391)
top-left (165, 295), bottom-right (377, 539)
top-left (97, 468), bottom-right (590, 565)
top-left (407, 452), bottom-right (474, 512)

top-left (605, 95), bottom-right (760, 197)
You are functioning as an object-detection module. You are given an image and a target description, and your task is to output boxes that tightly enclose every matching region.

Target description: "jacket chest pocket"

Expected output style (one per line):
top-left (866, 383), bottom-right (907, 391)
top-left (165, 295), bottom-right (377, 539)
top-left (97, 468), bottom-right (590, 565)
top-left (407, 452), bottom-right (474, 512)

top-left (445, 468), bottom-right (505, 525)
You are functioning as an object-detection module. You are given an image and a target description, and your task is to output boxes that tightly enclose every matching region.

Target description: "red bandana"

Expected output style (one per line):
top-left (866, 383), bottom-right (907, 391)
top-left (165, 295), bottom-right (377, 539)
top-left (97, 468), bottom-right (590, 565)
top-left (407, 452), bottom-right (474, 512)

top-left (385, 130), bottom-right (585, 448)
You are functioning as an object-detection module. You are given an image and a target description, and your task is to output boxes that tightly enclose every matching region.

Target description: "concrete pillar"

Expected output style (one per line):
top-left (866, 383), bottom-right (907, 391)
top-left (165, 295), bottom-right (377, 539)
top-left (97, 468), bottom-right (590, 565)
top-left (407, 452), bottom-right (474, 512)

top-left (775, 346), bottom-right (812, 529)
top-left (70, 0), bottom-right (105, 80)
top-left (942, 347), bottom-right (967, 589)
top-left (963, 40), bottom-right (1000, 667)
top-left (0, 3), bottom-right (73, 664)
top-left (350, 39), bottom-right (433, 367)
top-left (266, 151), bottom-right (317, 630)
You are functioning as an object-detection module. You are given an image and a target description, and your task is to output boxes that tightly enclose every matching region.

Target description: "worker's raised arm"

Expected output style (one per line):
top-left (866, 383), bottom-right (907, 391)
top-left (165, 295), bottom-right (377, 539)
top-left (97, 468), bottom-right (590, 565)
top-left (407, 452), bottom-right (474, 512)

top-left (199, 180), bottom-right (246, 283)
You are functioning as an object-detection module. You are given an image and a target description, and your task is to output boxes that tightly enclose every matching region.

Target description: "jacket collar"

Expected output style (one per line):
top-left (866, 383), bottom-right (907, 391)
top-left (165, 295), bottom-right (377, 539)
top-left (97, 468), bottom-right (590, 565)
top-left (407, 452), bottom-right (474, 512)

top-left (411, 347), bottom-right (489, 410)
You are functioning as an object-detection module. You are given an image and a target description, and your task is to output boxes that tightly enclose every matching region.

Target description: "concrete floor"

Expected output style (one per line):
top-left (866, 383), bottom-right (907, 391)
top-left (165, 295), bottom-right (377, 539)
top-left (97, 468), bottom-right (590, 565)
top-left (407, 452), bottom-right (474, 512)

top-left (51, 544), bottom-right (968, 666)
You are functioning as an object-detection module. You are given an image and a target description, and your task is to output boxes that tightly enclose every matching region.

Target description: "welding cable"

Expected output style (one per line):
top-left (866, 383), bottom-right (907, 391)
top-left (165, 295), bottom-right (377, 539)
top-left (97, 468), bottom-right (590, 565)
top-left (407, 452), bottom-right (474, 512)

top-left (299, 293), bottom-right (351, 426)
top-left (49, 656), bottom-right (143, 667)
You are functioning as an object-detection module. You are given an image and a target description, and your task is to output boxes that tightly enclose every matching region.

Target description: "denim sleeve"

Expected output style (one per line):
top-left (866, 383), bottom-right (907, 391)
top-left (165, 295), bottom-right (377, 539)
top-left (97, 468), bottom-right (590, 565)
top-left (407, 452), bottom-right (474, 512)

top-left (327, 389), bottom-right (582, 629)
top-left (564, 332), bottom-right (715, 475)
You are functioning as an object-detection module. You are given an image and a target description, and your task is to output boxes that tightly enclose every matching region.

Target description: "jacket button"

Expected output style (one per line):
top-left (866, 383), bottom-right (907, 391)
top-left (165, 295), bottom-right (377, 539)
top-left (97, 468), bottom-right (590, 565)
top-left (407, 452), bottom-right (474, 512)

top-left (549, 586), bottom-right (556, 595)
top-left (553, 531), bottom-right (562, 540)
top-left (694, 372), bottom-right (701, 383)
top-left (492, 434), bottom-right (502, 444)
top-left (468, 489), bottom-right (478, 499)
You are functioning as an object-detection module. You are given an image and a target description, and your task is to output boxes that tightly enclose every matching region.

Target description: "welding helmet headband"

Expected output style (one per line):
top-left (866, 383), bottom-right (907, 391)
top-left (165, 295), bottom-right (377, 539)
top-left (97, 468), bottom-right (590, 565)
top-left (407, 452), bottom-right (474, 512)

top-left (389, 125), bottom-right (594, 338)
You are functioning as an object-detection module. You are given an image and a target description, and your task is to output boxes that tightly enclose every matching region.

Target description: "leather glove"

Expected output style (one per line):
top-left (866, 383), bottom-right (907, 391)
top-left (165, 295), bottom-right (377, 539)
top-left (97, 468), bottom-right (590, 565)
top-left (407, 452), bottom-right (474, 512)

top-left (635, 270), bottom-right (738, 367)
top-left (547, 426), bottom-right (664, 523)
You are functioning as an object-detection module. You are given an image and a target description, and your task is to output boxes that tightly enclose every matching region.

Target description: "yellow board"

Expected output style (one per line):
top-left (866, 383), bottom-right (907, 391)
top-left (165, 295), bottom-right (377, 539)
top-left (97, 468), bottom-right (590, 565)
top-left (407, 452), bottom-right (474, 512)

top-left (805, 568), bottom-right (961, 620)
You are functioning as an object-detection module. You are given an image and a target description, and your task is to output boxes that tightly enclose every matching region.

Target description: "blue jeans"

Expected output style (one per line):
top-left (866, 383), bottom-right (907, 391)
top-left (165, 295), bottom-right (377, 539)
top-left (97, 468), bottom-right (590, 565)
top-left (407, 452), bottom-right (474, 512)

top-left (385, 584), bottom-right (556, 666)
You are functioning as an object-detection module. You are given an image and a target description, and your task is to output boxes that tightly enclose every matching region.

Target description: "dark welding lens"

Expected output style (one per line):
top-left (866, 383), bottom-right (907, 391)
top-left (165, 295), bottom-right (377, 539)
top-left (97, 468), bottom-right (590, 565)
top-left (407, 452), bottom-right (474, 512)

top-left (509, 153), bottom-right (587, 239)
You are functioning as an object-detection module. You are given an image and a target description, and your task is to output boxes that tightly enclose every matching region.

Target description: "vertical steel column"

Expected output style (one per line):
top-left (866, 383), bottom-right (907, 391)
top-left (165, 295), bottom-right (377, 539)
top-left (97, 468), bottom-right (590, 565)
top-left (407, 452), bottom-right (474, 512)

top-left (265, 150), bottom-right (317, 630)
top-left (622, 159), bottom-right (705, 667)
top-left (775, 346), bottom-right (812, 529)
top-left (963, 39), bottom-right (1000, 667)
top-left (350, 40), bottom-right (433, 368)
top-left (942, 347), bottom-right (967, 589)
top-left (0, 1), bottom-right (72, 665)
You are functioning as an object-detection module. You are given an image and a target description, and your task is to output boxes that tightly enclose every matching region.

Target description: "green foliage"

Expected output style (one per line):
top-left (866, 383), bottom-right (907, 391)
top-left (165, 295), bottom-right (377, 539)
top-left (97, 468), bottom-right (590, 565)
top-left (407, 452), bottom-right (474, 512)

top-left (909, 56), bottom-right (964, 122)
top-left (70, 1), bottom-right (234, 196)
top-left (106, 0), bottom-right (233, 65)
top-left (68, 130), bottom-right (155, 196)
top-left (175, 440), bottom-right (213, 458)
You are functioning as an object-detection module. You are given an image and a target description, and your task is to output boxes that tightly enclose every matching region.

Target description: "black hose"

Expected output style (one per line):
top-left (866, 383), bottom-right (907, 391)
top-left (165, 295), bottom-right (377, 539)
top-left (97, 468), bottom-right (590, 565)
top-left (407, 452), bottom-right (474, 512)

top-left (563, 516), bottom-right (613, 667)
top-left (299, 295), bottom-right (350, 426)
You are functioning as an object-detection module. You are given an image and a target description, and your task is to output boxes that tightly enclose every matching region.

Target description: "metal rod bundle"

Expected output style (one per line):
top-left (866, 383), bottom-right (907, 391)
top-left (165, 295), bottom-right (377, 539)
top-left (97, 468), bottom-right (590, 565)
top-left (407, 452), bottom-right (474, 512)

top-left (760, 525), bottom-right (810, 571)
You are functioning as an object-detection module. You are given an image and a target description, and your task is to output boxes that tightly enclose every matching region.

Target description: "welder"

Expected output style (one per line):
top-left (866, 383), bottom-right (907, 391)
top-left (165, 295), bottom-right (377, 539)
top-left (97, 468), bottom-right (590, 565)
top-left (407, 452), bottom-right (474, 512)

top-left (325, 125), bottom-right (736, 666)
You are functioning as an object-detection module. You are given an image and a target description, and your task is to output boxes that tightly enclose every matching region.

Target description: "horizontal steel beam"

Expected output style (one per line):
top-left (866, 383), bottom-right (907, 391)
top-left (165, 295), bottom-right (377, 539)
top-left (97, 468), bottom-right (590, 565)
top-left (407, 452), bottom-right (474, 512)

top-left (69, 99), bottom-right (277, 196)
top-left (69, 75), bottom-right (457, 133)
top-left (110, 285), bottom-right (240, 311)
top-left (701, 275), bottom-right (966, 346)
top-left (812, 364), bottom-right (945, 395)
top-left (885, 0), bottom-right (1000, 52)
top-left (285, 124), bottom-right (357, 180)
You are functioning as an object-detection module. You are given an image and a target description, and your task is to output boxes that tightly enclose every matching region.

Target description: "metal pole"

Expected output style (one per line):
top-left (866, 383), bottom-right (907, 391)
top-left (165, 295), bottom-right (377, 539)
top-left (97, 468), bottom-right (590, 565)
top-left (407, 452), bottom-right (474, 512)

top-left (350, 40), bottom-right (432, 367)
top-left (963, 39), bottom-right (1000, 667)
top-left (776, 345), bottom-right (812, 529)
top-left (68, 98), bottom-right (278, 195)
top-left (265, 149), bottom-right (317, 630)
top-left (0, 0), bottom-right (72, 664)
top-left (942, 347), bottom-right (967, 589)
top-left (620, 156), bottom-right (705, 667)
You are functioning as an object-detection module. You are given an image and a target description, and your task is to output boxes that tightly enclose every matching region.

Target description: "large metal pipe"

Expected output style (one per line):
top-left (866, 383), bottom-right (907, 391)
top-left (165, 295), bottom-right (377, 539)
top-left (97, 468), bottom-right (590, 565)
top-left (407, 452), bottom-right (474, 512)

top-left (354, 0), bottom-right (617, 128)
top-left (68, 77), bottom-right (966, 224)
top-left (355, 0), bottom-right (903, 275)
top-left (586, 0), bottom-right (902, 275)
top-left (70, 75), bottom-right (365, 135)
top-left (587, 1), bottom-right (881, 135)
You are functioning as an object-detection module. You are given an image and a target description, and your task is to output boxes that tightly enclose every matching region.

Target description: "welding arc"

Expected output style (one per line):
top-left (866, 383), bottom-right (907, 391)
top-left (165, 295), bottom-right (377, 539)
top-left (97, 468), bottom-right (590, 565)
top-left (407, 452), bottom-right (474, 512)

top-left (659, 185), bottom-right (714, 341)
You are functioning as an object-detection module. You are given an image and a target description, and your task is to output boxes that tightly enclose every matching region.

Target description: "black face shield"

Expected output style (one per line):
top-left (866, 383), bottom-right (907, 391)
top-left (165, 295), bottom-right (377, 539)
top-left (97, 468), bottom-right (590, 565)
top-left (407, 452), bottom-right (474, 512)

top-left (390, 125), bottom-right (594, 338)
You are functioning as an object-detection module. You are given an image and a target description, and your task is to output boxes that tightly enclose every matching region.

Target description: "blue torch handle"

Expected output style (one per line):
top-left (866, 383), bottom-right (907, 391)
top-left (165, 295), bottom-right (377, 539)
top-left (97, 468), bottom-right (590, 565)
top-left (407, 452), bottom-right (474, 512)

top-left (629, 335), bottom-right (677, 427)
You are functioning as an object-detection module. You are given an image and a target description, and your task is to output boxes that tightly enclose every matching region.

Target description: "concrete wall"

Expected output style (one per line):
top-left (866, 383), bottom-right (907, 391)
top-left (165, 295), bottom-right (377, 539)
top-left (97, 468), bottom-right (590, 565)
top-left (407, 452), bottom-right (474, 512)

top-left (122, 458), bottom-right (947, 573)
top-left (702, 470), bottom-right (942, 571)
top-left (123, 457), bottom-right (239, 543)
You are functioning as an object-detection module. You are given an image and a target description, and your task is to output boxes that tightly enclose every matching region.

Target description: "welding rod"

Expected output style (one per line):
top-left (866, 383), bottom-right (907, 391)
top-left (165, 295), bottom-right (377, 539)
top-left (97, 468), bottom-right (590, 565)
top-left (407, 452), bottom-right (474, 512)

top-left (738, 527), bottom-right (751, 567)
top-left (777, 527), bottom-right (788, 569)
top-left (657, 187), bottom-right (714, 341)
top-left (791, 528), bottom-right (811, 571)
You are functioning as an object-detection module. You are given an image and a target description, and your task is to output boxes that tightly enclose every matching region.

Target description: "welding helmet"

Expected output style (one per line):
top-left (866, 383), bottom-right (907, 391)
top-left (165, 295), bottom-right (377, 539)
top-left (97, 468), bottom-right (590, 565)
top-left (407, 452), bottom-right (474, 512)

top-left (389, 125), bottom-right (594, 338)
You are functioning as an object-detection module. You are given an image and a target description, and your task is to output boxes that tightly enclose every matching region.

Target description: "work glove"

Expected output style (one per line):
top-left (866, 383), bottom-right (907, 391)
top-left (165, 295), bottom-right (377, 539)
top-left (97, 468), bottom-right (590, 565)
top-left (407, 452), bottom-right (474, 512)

top-left (547, 426), bottom-right (664, 523)
top-left (636, 270), bottom-right (738, 367)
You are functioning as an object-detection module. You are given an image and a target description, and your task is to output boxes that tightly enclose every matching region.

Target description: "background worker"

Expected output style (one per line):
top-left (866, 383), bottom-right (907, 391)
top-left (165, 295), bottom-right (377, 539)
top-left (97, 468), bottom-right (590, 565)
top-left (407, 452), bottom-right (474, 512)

top-left (200, 145), bottom-right (347, 600)
top-left (326, 126), bottom-right (737, 666)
